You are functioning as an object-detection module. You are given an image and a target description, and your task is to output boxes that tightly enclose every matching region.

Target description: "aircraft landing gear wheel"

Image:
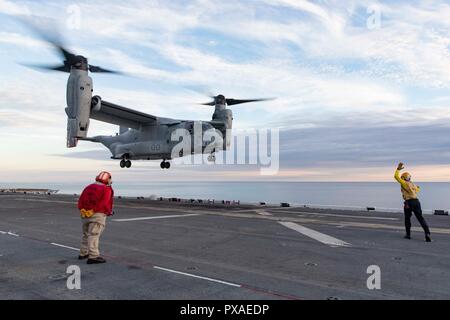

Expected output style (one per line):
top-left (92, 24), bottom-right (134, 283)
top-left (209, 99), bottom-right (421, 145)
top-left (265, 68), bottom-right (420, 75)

top-left (125, 160), bottom-right (132, 168)
top-left (161, 161), bottom-right (171, 169)
top-left (120, 160), bottom-right (126, 168)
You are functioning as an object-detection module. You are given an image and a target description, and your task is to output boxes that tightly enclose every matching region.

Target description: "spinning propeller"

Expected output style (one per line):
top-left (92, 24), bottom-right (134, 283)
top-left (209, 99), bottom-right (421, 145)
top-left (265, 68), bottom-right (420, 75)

top-left (20, 16), bottom-right (120, 74)
top-left (201, 94), bottom-right (274, 106)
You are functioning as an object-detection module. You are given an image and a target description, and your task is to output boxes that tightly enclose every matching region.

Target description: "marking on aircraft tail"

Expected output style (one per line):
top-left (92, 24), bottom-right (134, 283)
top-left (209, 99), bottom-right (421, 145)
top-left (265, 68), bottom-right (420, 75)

top-left (279, 222), bottom-right (351, 247)
top-left (112, 213), bottom-right (201, 222)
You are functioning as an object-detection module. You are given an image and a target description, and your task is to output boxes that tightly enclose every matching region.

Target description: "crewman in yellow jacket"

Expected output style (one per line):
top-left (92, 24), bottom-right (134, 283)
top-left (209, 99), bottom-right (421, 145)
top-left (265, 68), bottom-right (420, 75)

top-left (394, 163), bottom-right (431, 242)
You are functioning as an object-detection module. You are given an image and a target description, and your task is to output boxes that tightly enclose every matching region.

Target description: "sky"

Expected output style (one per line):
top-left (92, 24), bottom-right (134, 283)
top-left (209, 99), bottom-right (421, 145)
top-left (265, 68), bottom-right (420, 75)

top-left (1, 0), bottom-right (450, 183)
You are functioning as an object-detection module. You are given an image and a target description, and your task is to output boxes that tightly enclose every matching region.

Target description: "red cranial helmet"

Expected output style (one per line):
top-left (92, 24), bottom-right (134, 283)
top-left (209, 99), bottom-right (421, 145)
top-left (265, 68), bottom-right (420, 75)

top-left (95, 171), bottom-right (112, 185)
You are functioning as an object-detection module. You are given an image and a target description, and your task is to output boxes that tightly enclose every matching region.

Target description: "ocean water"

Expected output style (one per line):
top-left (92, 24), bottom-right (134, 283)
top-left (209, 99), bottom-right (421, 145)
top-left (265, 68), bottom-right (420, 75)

top-left (2, 181), bottom-right (450, 213)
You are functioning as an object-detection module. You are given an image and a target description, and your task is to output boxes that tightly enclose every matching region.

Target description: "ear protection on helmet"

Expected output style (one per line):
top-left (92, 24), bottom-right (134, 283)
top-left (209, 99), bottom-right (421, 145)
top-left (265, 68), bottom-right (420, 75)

top-left (401, 172), bottom-right (411, 181)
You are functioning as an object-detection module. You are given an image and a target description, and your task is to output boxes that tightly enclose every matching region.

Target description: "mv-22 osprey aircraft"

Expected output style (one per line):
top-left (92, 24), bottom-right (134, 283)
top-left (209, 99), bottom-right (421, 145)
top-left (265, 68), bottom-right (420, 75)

top-left (25, 22), bottom-right (272, 169)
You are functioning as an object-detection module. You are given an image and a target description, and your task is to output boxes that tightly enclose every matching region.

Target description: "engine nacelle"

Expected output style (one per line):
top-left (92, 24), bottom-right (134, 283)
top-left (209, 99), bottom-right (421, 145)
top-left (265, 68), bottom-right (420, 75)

top-left (65, 69), bottom-right (93, 148)
top-left (91, 95), bottom-right (102, 112)
top-left (212, 108), bottom-right (233, 150)
top-left (223, 109), bottom-right (232, 150)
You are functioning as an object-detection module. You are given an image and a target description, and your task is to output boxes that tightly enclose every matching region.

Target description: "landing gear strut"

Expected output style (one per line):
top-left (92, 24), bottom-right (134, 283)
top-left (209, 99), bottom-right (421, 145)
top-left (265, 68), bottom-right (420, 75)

top-left (120, 159), bottom-right (132, 168)
top-left (160, 160), bottom-right (171, 169)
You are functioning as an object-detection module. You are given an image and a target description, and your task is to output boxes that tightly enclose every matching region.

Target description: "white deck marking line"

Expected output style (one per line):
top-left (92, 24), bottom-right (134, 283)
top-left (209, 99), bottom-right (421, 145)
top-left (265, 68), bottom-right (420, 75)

top-left (256, 210), bottom-right (273, 216)
top-left (279, 222), bottom-right (351, 247)
top-left (295, 212), bottom-right (397, 221)
top-left (112, 213), bottom-right (201, 222)
top-left (0, 230), bottom-right (7, 234)
top-left (154, 266), bottom-right (241, 288)
top-left (7, 232), bottom-right (19, 237)
top-left (51, 243), bottom-right (79, 251)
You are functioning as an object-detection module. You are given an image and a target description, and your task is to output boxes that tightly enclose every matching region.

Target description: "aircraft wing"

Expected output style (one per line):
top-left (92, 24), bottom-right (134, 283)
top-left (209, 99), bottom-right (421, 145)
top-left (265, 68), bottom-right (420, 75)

top-left (90, 99), bottom-right (157, 129)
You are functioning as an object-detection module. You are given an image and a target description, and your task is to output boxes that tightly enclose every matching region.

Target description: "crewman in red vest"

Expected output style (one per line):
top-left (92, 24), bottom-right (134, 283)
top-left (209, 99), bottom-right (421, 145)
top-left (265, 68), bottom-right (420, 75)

top-left (78, 171), bottom-right (114, 264)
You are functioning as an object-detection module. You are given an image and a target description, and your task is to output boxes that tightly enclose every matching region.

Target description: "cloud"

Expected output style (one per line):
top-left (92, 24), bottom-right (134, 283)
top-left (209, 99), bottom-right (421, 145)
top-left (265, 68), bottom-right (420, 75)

top-left (51, 148), bottom-right (108, 158)
top-left (1, 0), bottom-right (450, 181)
top-left (0, 0), bottom-right (30, 15)
top-left (262, 0), bottom-right (346, 34)
top-left (279, 121), bottom-right (450, 169)
top-left (0, 109), bottom-right (59, 127)
top-left (0, 31), bottom-right (48, 48)
top-left (106, 44), bottom-right (407, 116)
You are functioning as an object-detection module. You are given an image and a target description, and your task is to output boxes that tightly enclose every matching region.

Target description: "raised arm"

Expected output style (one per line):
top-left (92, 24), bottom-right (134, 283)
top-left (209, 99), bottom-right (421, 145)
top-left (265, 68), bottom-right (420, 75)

top-left (394, 162), bottom-right (409, 189)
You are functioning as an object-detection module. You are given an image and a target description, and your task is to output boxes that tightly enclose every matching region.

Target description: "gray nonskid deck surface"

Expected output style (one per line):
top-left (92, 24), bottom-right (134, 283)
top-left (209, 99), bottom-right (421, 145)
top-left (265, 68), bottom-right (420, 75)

top-left (1, 194), bottom-right (449, 300)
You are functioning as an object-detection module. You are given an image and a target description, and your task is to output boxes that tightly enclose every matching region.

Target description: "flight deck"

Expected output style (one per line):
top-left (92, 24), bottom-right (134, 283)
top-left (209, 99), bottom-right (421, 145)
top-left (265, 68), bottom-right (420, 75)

top-left (1, 193), bottom-right (449, 300)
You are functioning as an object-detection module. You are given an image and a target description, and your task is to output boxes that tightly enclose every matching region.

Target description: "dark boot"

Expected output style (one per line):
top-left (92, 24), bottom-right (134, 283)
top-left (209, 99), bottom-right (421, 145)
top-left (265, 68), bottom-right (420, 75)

top-left (425, 234), bottom-right (432, 242)
top-left (404, 235), bottom-right (411, 240)
top-left (78, 255), bottom-right (89, 260)
top-left (87, 257), bottom-right (107, 264)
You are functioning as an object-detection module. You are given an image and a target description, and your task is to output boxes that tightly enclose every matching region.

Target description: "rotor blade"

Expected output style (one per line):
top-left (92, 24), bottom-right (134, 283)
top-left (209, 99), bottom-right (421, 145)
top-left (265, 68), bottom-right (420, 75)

top-left (17, 15), bottom-right (78, 64)
top-left (200, 97), bottom-right (275, 106)
top-left (183, 85), bottom-right (215, 98)
top-left (226, 98), bottom-right (275, 106)
top-left (56, 46), bottom-right (77, 64)
top-left (89, 65), bottom-right (122, 74)
top-left (200, 101), bottom-right (216, 106)
top-left (20, 63), bottom-right (70, 73)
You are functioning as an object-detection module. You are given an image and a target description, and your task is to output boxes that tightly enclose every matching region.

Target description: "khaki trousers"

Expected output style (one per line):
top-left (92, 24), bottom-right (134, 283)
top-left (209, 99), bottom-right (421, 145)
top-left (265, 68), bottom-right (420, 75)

top-left (80, 213), bottom-right (107, 259)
